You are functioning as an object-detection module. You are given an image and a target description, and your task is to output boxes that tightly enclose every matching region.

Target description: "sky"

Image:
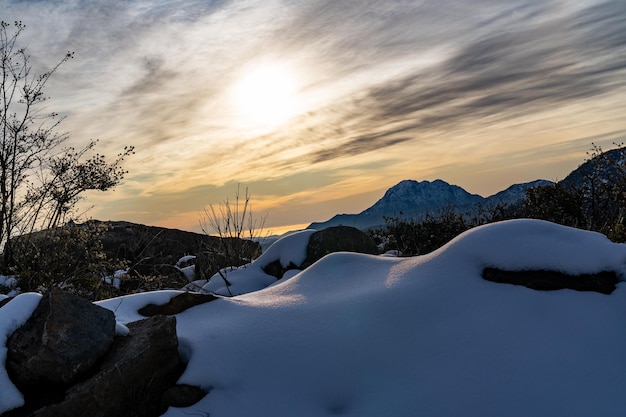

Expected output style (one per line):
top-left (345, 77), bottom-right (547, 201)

top-left (2, 0), bottom-right (626, 234)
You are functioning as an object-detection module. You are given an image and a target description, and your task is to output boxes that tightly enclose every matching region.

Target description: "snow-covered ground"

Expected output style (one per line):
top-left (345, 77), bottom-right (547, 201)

top-left (2, 219), bottom-right (626, 416)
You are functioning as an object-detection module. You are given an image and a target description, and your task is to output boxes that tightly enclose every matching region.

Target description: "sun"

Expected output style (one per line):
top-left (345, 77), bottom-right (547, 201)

top-left (231, 64), bottom-right (299, 129)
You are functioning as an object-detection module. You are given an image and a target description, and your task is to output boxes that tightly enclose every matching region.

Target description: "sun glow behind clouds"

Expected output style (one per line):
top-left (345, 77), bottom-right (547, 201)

top-left (231, 64), bottom-right (301, 131)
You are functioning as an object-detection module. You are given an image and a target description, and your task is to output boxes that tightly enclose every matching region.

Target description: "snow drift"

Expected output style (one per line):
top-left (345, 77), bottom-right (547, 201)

top-left (2, 219), bottom-right (626, 416)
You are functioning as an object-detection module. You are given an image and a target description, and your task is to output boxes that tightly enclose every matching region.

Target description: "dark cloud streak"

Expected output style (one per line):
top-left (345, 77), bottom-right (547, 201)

top-left (310, 136), bottom-right (411, 164)
top-left (295, 0), bottom-right (626, 165)
top-left (370, 2), bottom-right (624, 129)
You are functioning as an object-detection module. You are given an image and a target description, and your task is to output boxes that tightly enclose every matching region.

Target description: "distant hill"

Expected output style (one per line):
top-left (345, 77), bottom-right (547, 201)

top-left (485, 179), bottom-right (554, 205)
top-left (559, 147), bottom-right (626, 190)
top-left (308, 179), bottom-right (553, 231)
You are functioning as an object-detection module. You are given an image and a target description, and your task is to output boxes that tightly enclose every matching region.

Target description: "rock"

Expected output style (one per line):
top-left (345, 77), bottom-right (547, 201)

top-left (32, 315), bottom-right (183, 417)
top-left (162, 384), bottom-right (210, 408)
top-left (482, 267), bottom-right (619, 294)
top-left (95, 220), bottom-right (218, 263)
top-left (301, 226), bottom-right (379, 268)
top-left (95, 220), bottom-right (259, 267)
top-left (262, 259), bottom-right (300, 280)
top-left (138, 291), bottom-right (218, 316)
top-left (0, 296), bottom-right (11, 308)
top-left (6, 288), bottom-right (116, 387)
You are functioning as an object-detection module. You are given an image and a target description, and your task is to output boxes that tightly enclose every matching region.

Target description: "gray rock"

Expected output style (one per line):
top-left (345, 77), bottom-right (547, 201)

top-left (138, 291), bottom-right (218, 316)
top-left (162, 384), bottom-right (210, 408)
top-left (6, 288), bottom-right (116, 386)
top-left (482, 267), bottom-right (619, 294)
top-left (0, 296), bottom-right (12, 308)
top-left (33, 315), bottom-right (182, 417)
top-left (301, 226), bottom-right (379, 269)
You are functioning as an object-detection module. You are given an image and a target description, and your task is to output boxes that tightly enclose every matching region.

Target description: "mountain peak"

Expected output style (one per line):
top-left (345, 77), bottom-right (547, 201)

top-left (366, 179), bottom-right (482, 216)
top-left (308, 178), bottom-right (550, 231)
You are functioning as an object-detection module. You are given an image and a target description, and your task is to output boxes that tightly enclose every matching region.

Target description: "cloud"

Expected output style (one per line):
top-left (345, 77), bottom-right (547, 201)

top-left (310, 134), bottom-right (411, 164)
top-left (196, 0), bottom-right (623, 173)
top-left (363, 4), bottom-right (625, 128)
top-left (281, 0), bottom-right (622, 157)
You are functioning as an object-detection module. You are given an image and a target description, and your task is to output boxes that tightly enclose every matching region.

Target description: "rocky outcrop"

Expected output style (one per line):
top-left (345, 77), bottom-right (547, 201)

top-left (95, 220), bottom-right (219, 263)
top-left (4, 290), bottom-right (207, 417)
top-left (6, 288), bottom-right (116, 387)
top-left (96, 220), bottom-right (259, 268)
top-left (482, 267), bottom-right (618, 294)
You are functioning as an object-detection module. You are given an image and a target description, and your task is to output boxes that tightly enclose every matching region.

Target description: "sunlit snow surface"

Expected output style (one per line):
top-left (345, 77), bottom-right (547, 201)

top-left (2, 220), bottom-right (626, 416)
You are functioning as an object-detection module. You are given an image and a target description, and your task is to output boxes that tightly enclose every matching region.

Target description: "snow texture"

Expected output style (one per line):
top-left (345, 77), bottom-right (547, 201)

top-left (2, 219), bottom-right (626, 416)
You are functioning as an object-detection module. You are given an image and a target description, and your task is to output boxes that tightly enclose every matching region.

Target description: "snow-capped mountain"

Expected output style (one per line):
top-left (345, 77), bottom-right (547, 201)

top-left (309, 179), bottom-right (552, 230)
top-left (363, 179), bottom-right (483, 217)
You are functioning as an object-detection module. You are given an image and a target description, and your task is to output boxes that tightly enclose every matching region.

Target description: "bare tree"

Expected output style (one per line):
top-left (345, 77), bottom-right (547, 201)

top-left (201, 184), bottom-right (266, 264)
top-left (0, 21), bottom-right (132, 262)
top-left (24, 140), bottom-right (134, 231)
top-left (199, 185), bottom-right (266, 294)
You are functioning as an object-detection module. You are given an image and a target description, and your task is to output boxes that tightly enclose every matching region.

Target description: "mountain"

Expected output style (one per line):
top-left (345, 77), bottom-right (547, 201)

top-left (308, 179), bottom-right (552, 231)
top-left (362, 179), bottom-right (483, 217)
top-left (484, 179), bottom-right (554, 206)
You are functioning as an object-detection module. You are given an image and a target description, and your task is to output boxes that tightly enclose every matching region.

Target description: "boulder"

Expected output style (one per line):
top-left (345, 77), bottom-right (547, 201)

top-left (32, 315), bottom-right (184, 417)
top-left (482, 267), bottom-right (618, 294)
top-left (262, 259), bottom-right (300, 280)
top-left (6, 288), bottom-right (116, 387)
top-left (301, 226), bottom-right (379, 269)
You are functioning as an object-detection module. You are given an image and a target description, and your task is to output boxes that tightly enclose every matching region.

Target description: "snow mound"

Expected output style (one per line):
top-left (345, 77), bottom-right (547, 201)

top-left (161, 219), bottom-right (626, 417)
top-left (199, 229), bottom-right (316, 296)
top-left (438, 218), bottom-right (626, 276)
top-left (2, 220), bottom-right (626, 416)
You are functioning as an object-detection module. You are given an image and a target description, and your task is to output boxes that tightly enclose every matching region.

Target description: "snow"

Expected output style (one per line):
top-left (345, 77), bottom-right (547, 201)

top-left (196, 229), bottom-right (316, 296)
top-left (176, 255), bottom-right (196, 267)
top-left (175, 255), bottom-right (197, 282)
top-left (0, 293), bottom-right (42, 411)
top-left (2, 219), bottom-right (626, 416)
top-left (0, 276), bottom-right (19, 298)
top-left (103, 269), bottom-right (128, 290)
